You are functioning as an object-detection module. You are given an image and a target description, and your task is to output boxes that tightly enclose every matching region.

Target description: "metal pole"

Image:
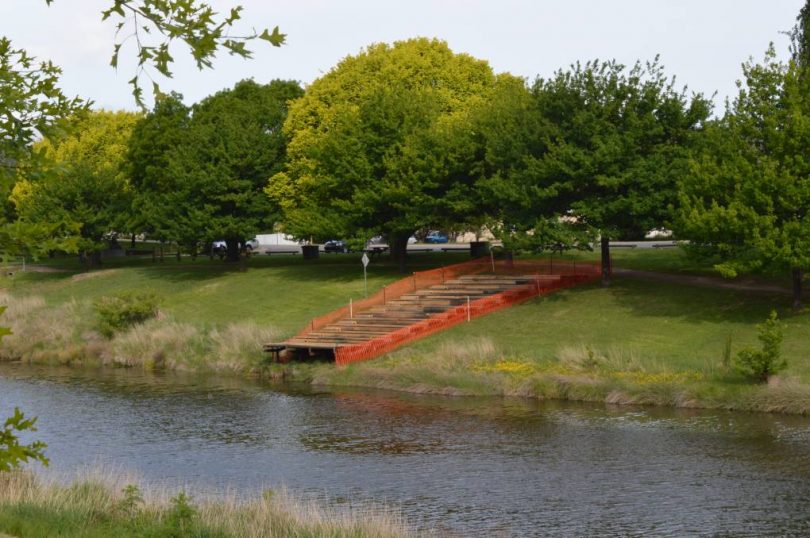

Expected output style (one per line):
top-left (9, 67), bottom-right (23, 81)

top-left (350, 298), bottom-right (353, 319)
top-left (490, 249), bottom-right (495, 274)
top-left (363, 265), bottom-right (368, 298)
top-left (467, 296), bottom-right (471, 322)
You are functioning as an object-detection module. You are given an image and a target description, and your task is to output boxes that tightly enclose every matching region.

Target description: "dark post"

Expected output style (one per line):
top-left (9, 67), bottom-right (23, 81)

top-left (793, 267), bottom-right (803, 310)
top-left (600, 236), bottom-right (611, 287)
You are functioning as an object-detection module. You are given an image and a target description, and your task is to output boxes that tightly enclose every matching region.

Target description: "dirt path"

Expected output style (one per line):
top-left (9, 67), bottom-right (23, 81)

top-left (614, 268), bottom-right (791, 295)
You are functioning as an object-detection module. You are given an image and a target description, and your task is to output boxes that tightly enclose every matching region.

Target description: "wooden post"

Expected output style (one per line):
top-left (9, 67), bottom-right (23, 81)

top-left (383, 286), bottom-right (386, 304)
top-left (350, 298), bottom-right (353, 319)
top-left (467, 296), bottom-right (471, 322)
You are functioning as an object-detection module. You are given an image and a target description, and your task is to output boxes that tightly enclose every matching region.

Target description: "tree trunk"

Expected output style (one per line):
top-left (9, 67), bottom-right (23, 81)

top-left (130, 233), bottom-right (136, 249)
top-left (792, 267), bottom-right (803, 311)
top-left (225, 239), bottom-right (240, 262)
top-left (389, 233), bottom-right (410, 273)
top-left (600, 235), bottom-right (611, 287)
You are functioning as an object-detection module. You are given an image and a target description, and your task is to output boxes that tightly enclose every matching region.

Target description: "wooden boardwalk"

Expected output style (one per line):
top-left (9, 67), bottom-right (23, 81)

top-left (265, 273), bottom-right (562, 361)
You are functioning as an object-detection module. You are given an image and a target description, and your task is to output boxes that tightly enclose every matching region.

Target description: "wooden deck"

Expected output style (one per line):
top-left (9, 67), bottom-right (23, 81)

top-left (265, 274), bottom-right (557, 360)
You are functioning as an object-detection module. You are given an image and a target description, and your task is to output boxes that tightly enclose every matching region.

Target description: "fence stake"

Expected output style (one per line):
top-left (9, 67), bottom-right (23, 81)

top-left (383, 286), bottom-right (386, 304)
top-left (490, 249), bottom-right (495, 274)
top-left (413, 273), bottom-right (417, 291)
top-left (441, 267), bottom-right (445, 284)
top-left (350, 298), bottom-right (353, 319)
top-left (467, 296), bottom-right (471, 322)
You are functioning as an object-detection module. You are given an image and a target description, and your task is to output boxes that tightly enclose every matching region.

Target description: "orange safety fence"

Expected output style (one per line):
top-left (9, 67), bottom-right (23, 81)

top-left (293, 257), bottom-right (495, 339)
top-left (333, 266), bottom-right (599, 365)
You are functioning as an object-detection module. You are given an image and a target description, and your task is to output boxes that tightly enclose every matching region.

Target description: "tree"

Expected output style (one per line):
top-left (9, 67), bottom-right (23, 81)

top-left (480, 59), bottom-right (711, 285)
top-left (12, 110), bottom-right (140, 265)
top-left (126, 92), bottom-right (190, 248)
top-left (268, 38), bottom-right (512, 270)
top-left (138, 79), bottom-right (302, 261)
top-left (0, 38), bottom-right (86, 208)
top-left (676, 46), bottom-right (810, 309)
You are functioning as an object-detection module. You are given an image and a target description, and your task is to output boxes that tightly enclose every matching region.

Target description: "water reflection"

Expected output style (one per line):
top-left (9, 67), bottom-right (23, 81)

top-left (2, 363), bottom-right (810, 536)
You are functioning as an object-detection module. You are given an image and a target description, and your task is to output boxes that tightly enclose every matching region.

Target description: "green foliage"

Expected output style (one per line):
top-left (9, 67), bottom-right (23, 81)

top-left (166, 491), bottom-right (197, 536)
top-left (268, 38), bottom-right (515, 265)
top-left (734, 311), bottom-right (786, 383)
top-left (478, 58), bottom-right (710, 268)
top-left (676, 46), bottom-right (810, 305)
top-left (0, 37), bottom-right (86, 219)
top-left (94, 292), bottom-right (159, 338)
top-left (131, 79), bottom-right (302, 261)
top-left (116, 485), bottom-right (144, 518)
top-left (12, 110), bottom-right (140, 262)
top-left (0, 407), bottom-right (49, 472)
top-left (44, 0), bottom-right (285, 108)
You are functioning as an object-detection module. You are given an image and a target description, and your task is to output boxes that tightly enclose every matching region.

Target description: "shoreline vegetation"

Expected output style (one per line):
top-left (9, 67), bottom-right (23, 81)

top-left (2, 250), bottom-right (810, 415)
top-left (0, 469), bottom-right (408, 537)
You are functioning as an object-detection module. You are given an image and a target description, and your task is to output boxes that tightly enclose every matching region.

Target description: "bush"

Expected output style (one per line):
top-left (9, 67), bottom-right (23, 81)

top-left (734, 310), bottom-right (785, 383)
top-left (94, 292), bottom-right (159, 338)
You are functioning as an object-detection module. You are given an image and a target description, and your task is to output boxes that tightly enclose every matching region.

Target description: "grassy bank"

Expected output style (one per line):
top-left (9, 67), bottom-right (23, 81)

top-left (309, 278), bottom-right (810, 413)
top-left (0, 470), bottom-right (407, 537)
top-left (2, 249), bottom-right (810, 414)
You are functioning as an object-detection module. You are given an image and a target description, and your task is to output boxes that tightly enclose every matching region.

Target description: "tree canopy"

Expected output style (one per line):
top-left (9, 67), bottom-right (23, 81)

top-left (267, 37), bottom-right (514, 269)
top-left (676, 46), bottom-right (810, 309)
top-left (479, 59), bottom-right (711, 285)
top-left (132, 79), bottom-right (302, 260)
top-left (12, 110), bottom-right (140, 264)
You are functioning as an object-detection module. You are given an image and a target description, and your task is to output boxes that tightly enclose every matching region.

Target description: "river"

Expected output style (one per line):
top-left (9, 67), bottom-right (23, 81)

top-left (2, 363), bottom-right (810, 536)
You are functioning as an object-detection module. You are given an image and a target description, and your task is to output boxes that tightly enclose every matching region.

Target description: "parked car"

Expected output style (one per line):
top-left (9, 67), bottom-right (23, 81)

top-left (323, 239), bottom-right (346, 253)
top-left (211, 238), bottom-right (259, 256)
top-left (424, 231), bottom-right (449, 244)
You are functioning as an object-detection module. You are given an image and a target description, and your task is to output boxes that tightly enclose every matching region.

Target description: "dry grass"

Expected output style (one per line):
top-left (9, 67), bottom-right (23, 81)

top-left (0, 292), bottom-right (280, 375)
top-left (0, 468), bottom-right (411, 538)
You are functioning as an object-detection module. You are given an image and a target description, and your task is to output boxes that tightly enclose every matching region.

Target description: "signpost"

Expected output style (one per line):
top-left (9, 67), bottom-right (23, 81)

top-left (361, 252), bottom-right (369, 297)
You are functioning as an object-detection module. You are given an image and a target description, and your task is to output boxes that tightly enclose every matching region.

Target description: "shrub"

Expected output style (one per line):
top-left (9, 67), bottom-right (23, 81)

top-left (734, 310), bottom-right (785, 383)
top-left (94, 292), bottom-right (159, 338)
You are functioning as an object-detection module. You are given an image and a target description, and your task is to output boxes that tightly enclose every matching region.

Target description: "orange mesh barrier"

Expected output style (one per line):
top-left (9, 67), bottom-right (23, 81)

top-left (333, 265), bottom-right (599, 365)
top-left (293, 257), bottom-right (494, 338)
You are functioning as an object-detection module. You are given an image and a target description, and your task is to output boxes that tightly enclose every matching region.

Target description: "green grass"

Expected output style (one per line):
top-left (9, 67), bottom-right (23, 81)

top-left (4, 247), bottom-right (810, 413)
top-left (5, 252), bottom-right (469, 335)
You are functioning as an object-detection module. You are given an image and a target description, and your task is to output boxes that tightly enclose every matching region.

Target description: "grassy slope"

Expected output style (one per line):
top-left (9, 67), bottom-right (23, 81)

top-left (4, 248), bottom-right (810, 412)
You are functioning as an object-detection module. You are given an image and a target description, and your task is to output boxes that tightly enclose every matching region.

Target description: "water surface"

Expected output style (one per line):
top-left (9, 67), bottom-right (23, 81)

top-left (2, 364), bottom-right (810, 536)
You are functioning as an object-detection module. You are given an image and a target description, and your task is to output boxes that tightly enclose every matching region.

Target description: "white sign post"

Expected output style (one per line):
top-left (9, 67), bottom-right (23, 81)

top-left (361, 252), bottom-right (370, 298)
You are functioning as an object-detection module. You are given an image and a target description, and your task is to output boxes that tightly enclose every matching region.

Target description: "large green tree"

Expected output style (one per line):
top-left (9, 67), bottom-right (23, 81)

top-left (480, 59), bottom-right (711, 285)
top-left (126, 92), bottom-right (191, 248)
top-left (137, 79), bottom-right (302, 261)
top-left (676, 46), bottom-right (810, 309)
top-left (12, 110), bottom-right (140, 265)
top-left (268, 38), bottom-right (514, 270)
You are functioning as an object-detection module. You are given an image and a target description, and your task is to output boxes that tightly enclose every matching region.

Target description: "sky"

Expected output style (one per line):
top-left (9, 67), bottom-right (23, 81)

top-left (1, 0), bottom-right (805, 112)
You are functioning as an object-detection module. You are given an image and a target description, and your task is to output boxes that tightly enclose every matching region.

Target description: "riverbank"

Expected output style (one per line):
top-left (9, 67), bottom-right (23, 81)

top-left (2, 250), bottom-right (809, 414)
top-left (0, 470), bottom-right (407, 537)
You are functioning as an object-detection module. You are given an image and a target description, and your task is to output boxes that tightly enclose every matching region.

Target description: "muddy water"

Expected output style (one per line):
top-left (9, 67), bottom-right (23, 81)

top-left (2, 363), bottom-right (810, 536)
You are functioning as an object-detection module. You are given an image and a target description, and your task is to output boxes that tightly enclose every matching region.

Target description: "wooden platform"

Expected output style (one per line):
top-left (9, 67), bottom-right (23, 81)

top-left (265, 274), bottom-right (555, 360)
